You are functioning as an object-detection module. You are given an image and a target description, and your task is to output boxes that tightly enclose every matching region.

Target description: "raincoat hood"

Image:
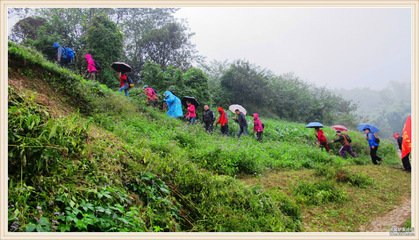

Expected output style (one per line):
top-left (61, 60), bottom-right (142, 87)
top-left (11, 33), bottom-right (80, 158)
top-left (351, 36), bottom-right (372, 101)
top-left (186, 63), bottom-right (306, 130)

top-left (164, 91), bottom-right (173, 98)
top-left (84, 53), bottom-right (93, 60)
top-left (253, 113), bottom-right (263, 132)
top-left (53, 42), bottom-right (60, 49)
top-left (216, 107), bottom-right (228, 126)
top-left (84, 53), bottom-right (97, 73)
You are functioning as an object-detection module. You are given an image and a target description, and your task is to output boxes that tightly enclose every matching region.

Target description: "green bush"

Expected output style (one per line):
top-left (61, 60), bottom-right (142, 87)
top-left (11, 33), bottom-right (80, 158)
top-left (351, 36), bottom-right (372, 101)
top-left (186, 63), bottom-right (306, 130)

top-left (293, 181), bottom-right (348, 205)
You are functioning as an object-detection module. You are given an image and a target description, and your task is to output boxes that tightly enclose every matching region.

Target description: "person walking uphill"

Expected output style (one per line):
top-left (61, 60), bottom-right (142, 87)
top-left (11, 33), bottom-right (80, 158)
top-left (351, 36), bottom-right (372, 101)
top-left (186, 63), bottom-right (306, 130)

top-left (253, 113), bottom-right (264, 142)
top-left (84, 54), bottom-right (97, 80)
top-left (164, 91), bottom-right (183, 118)
top-left (393, 132), bottom-right (403, 151)
top-left (215, 107), bottom-right (229, 135)
top-left (331, 131), bottom-right (356, 158)
top-left (234, 109), bottom-right (248, 138)
top-left (53, 42), bottom-right (74, 67)
top-left (186, 101), bottom-right (197, 124)
top-left (364, 128), bottom-right (382, 165)
top-left (143, 85), bottom-right (158, 107)
top-left (202, 105), bottom-right (215, 133)
top-left (315, 127), bottom-right (330, 152)
top-left (118, 72), bottom-right (129, 97)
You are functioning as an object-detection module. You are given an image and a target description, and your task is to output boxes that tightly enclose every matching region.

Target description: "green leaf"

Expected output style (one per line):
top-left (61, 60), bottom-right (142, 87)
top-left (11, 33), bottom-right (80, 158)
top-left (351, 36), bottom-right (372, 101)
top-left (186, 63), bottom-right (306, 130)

top-left (25, 223), bottom-right (36, 232)
top-left (39, 217), bottom-right (49, 226)
top-left (48, 124), bottom-right (58, 140)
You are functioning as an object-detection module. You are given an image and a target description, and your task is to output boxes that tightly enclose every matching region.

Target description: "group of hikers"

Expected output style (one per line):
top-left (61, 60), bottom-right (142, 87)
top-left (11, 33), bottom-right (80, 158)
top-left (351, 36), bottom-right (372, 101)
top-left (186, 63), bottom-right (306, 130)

top-left (314, 127), bottom-right (379, 162)
top-left (53, 42), bottom-right (411, 171)
top-left (314, 124), bottom-right (411, 172)
top-left (160, 89), bottom-right (265, 141)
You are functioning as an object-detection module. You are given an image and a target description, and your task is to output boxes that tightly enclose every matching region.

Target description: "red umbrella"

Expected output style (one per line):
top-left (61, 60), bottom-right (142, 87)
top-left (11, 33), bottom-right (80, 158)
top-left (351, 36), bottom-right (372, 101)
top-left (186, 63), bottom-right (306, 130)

top-left (332, 125), bottom-right (348, 132)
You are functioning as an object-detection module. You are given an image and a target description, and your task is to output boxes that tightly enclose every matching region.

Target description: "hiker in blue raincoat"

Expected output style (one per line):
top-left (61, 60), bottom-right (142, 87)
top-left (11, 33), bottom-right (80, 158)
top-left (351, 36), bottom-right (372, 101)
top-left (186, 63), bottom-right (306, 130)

top-left (53, 42), bottom-right (74, 67)
top-left (164, 91), bottom-right (183, 118)
top-left (364, 128), bottom-right (382, 165)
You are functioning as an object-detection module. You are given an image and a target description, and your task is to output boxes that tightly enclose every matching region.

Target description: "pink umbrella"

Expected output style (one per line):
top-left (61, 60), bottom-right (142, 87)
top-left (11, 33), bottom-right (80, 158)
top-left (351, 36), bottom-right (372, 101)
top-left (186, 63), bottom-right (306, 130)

top-left (332, 125), bottom-right (348, 132)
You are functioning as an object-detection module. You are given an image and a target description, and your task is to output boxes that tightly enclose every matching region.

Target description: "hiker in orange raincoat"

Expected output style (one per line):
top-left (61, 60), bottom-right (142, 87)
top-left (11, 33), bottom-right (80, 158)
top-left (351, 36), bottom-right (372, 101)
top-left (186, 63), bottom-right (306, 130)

top-left (215, 107), bottom-right (229, 135)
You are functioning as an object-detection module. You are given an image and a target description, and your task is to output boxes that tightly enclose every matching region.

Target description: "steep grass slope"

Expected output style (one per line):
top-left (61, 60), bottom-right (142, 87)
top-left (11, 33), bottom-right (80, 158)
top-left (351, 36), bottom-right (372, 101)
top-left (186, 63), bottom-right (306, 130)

top-left (7, 42), bottom-right (405, 232)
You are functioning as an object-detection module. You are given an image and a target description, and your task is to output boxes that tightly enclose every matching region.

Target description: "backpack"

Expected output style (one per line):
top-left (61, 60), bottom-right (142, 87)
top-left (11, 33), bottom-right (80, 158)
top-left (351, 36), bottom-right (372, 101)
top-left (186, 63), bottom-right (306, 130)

top-left (262, 123), bottom-right (265, 129)
top-left (373, 133), bottom-right (380, 144)
top-left (203, 110), bottom-right (213, 122)
top-left (127, 76), bottom-right (134, 88)
top-left (61, 47), bottom-right (75, 63)
top-left (368, 133), bottom-right (380, 144)
top-left (343, 134), bottom-right (352, 143)
top-left (93, 60), bottom-right (101, 71)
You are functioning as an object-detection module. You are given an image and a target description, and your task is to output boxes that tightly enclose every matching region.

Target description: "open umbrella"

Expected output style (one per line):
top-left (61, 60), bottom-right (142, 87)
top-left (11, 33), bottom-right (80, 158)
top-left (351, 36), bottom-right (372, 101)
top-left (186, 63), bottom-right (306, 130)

top-left (228, 104), bottom-right (247, 115)
top-left (181, 96), bottom-right (199, 107)
top-left (357, 123), bottom-right (379, 133)
top-left (111, 62), bottom-right (132, 73)
top-left (306, 122), bottom-right (324, 128)
top-left (332, 125), bottom-right (348, 132)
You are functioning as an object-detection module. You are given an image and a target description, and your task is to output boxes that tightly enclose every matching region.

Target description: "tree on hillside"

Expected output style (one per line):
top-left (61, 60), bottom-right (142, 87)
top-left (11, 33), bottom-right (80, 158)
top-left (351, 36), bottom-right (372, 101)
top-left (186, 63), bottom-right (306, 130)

top-left (83, 14), bottom-right (124, 88)
top-left (10, 17), bottom-right (46, 43)
top-left (200, 60), bottom-right (231, 107)
top-left (220, 61), bottom-right (271, 113)
top-left (138, 22), bottom-right (197, 69)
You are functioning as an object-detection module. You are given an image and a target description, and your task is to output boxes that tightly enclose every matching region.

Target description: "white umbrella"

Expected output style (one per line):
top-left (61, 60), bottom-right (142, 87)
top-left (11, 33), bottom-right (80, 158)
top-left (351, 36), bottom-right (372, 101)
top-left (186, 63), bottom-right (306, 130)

top-left (228, 104), bottom-right (247, 115)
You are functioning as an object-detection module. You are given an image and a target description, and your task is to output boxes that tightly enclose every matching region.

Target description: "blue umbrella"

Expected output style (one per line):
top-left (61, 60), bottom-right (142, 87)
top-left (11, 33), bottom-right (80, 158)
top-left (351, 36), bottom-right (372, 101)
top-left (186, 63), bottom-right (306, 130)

top-left (357, 123), bottom-right (379, 133)
top-left (306, 122), bottom-right (324, 128)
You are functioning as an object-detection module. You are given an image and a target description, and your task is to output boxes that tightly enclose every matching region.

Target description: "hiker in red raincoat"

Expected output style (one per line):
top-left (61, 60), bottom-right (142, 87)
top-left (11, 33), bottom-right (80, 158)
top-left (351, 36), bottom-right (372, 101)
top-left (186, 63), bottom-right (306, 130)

top-left (315, 127), bottom-right (330, 152)
top-left (185, 101), bottom-right (197, 124)
top-left (118, 72), bottom-right (129, 97)
top-left (143, 85), bottom-right (158, 107)
top-left (401, 115), bottom-right (411, 172)
top-left (215, 107), bottom-right (229, 135)
top-left (253, 113), bottom-right (264, 142)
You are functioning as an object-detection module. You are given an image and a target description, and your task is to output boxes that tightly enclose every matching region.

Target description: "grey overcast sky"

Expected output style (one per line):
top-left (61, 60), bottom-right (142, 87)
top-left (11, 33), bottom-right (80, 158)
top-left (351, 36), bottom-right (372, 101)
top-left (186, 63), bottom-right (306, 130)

top-left (174, 7), bottom-right (411, 90)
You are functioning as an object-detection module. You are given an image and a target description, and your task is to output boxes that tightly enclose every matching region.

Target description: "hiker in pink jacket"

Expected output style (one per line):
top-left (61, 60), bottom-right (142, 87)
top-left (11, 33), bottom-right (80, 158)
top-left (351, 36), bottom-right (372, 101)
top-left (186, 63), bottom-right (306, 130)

top-left (186, 101), bottom-right (197, 124)
top-left (253, 113), bottom-right (264, 142)
top-left (143, 85), bottom-right (158, 107)
top-left (84, 53), bottom-right (97, 80)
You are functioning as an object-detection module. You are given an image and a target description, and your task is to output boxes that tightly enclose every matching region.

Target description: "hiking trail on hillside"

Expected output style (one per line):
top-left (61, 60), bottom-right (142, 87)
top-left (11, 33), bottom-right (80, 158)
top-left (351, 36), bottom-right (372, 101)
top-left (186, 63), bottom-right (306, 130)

top-left (359, 195), bottom-right (411, 232)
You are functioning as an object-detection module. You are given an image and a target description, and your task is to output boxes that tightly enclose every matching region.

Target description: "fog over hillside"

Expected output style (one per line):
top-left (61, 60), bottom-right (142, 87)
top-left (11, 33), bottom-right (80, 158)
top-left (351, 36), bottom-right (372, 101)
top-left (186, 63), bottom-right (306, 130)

top-left (334, 81), bottom-right (411, 138)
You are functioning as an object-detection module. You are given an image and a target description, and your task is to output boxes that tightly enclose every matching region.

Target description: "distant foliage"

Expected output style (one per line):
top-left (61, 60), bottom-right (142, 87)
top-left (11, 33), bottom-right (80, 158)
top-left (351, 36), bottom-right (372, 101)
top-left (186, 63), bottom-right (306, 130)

top-left (218, 60), bottom-right (357, 126)
top-left (141, 61), bottom-right (210, 107)
top-left (335, 82), bottom-right (411, 138)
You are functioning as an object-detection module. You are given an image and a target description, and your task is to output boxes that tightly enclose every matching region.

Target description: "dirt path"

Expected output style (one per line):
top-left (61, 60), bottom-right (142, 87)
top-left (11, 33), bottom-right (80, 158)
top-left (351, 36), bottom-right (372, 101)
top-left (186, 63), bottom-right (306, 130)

top-left (360, 196), bottom-right (411, 232)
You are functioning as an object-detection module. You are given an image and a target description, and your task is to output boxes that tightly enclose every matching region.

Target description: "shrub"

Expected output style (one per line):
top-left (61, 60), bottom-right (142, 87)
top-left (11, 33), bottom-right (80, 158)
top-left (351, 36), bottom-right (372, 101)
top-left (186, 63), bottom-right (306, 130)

top-left (293, 181), bottom-right (348, 205)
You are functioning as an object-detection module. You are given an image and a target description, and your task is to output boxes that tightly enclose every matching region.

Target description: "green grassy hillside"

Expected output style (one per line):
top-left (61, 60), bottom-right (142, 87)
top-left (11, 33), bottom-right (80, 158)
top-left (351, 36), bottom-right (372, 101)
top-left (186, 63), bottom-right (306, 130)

top-left (7, 42), bottom-right (408, 232)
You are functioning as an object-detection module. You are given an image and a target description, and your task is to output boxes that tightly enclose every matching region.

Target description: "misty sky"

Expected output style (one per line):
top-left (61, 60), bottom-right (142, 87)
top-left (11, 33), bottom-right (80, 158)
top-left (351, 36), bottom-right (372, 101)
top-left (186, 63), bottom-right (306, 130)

top-left (174, 7), bottom-right (411, 90)
top-left (7, 7), bottom-right (411, 90)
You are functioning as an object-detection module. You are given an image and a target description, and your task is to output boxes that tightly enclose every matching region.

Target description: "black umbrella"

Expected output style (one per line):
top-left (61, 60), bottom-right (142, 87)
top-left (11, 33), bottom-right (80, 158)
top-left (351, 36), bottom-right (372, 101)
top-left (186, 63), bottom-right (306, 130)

top-left (181, 96), bottom-right (199, 107)
top-left (111, 62), bottom-right (132, 73)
